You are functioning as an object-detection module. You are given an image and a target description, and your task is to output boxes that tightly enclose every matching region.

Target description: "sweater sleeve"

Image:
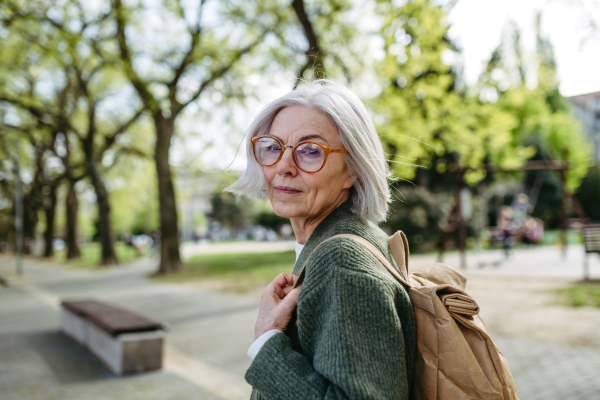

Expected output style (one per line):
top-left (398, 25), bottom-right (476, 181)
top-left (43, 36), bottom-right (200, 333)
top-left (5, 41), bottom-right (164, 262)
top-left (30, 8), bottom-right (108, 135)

top-left (245, 250), bottom-right (411, 400)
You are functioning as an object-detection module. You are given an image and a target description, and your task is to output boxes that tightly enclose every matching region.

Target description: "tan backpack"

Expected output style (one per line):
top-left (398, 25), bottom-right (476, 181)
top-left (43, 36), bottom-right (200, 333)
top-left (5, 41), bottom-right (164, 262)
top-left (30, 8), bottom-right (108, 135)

top-left (296, 231), bottom-right (519, 400)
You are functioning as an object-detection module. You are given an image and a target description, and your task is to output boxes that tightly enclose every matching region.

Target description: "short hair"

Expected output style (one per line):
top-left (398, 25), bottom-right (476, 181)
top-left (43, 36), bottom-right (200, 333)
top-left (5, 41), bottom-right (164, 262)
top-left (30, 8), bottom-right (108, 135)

top-left (226, 79), bottom-right (392, 223)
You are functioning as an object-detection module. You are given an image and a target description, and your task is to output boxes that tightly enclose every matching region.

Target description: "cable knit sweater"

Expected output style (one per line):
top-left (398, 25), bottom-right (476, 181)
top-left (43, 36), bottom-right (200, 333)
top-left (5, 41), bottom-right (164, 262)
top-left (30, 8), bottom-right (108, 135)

top-left (245, 200), bottom-right (417, 399)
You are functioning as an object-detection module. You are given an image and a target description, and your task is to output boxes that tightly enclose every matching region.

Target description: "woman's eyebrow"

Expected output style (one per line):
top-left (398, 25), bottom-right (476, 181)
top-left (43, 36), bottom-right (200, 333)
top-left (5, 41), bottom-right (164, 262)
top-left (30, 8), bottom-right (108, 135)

top-left (298, 134), bottom-right (328, 144)
top-left (267, 134), bottom-right (284, 142)
top-left (267, 134), bottom-right (329, 144)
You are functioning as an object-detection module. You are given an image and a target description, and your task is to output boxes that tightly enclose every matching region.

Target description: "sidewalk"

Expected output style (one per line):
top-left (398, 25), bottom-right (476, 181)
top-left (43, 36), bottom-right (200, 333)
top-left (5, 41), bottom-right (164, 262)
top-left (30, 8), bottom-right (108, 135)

top-left (1, 244), bottom-right (600, 400)
top-left (0, 256), bottom-right (255, 400)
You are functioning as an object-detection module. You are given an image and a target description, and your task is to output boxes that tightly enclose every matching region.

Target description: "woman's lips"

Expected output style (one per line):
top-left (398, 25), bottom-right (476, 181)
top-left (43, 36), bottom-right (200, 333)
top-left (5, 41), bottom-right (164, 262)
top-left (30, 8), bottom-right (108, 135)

top-left (275, 186), bottom-right (302, 195)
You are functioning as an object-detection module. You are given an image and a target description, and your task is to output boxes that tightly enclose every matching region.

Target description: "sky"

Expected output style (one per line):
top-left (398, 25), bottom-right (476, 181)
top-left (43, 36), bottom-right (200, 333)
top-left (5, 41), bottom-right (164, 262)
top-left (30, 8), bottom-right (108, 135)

top-left (447, 0), bottom-right (600, 97)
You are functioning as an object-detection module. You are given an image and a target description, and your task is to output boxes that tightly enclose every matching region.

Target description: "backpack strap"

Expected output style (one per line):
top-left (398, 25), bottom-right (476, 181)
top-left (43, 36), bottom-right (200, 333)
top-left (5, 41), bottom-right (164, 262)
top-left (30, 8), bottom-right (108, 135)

top-left (294, 233), bottom-right (412, 289)
top-left (388, 231), bottom-right (410, 282)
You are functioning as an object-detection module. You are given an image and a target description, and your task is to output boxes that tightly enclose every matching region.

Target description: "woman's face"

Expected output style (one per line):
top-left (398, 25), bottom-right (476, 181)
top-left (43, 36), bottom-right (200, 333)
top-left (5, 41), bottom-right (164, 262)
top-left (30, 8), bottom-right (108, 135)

top-left (262, 106), bottom-right (354, 220)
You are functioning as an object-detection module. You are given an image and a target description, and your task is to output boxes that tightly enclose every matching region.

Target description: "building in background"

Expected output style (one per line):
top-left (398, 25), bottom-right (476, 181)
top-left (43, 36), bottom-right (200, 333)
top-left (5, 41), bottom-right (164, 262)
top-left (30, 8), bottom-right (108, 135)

top-left (176, 169), bottom-right (217, 241)
top-left (570, 91), bottom-right (600, 163)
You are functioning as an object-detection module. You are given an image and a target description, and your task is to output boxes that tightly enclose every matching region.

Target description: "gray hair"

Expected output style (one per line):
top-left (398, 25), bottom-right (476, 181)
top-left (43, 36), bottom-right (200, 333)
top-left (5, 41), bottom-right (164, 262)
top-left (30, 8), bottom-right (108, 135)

top-left (226, 79), bottom-right (392, 223)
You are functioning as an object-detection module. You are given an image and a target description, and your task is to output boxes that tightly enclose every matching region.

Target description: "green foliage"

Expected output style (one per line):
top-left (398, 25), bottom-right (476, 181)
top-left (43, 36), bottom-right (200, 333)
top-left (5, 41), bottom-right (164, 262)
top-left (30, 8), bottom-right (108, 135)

top-left (108, 158), bottom-right (159, 236)
top-left (372, 1), bottom-right (591, 195)
top-left (155, 250), bottom-right (295, 289)
top-left (208, 192), bottom-right (252, 234)
top-left (372, 0), bottom-right (532, 185)
top-left (184, 251), bottom-right (295, 276)
top-left (491, 86), bottom-right (592, 192)
top-left (555, 283), bottom-right (600, 308)
top-left (1, 0), bottom-right (594, 254)
top-left (0, 0), bottom-right (150, 249)
top-left (254, 211), bottom-right (289, 230)
top-left (478, 15), bottom-right (593, 193)
top-left (576, 165), bottom-right (600, 222)
top-left (384, 186), bottom-right (454, 251)
top-left (53, 241), bottom-right (141, 268)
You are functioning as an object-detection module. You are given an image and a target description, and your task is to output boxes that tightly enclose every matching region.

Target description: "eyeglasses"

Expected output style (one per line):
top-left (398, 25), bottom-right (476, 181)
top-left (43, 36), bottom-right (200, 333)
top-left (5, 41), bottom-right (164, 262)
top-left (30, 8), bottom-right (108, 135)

top-left (251, 136), bottom-right (349, 173)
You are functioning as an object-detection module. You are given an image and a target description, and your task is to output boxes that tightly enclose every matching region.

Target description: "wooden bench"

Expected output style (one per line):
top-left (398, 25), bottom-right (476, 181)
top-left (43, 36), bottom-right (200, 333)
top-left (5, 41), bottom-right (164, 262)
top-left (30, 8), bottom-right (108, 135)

top-left (61, 300), bottom-right (165, 376)
top-left (582, 224), bottom-right (600, 280)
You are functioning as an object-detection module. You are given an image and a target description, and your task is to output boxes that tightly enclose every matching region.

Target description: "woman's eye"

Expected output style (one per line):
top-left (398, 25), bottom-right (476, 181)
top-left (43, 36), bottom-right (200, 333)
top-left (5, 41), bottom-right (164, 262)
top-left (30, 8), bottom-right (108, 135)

top-left (298, 146), bottom-right (321, 157)
top-left (265, 145), bottom-right (281, 152)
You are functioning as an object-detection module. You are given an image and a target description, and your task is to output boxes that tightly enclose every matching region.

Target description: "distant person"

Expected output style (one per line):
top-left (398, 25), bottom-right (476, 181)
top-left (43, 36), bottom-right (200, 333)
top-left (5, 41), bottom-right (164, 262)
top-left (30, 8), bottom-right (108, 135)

top-left (226, 80), bottom-right (416, 398)
top-left (498, 205), bottom-right (514, 257)
top-left (525, 216), bottom-right (544, 245)
top-left (510, 193), bottom-right (532, 230)
top-left (150, 231), bottom-right (160, 258)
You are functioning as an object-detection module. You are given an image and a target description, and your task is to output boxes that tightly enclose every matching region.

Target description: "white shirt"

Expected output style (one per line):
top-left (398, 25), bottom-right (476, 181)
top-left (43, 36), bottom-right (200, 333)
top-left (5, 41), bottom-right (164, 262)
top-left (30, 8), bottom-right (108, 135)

top-left (247, 241), bottom-right (305, 360)
top-left (295, 241), bottom-right (305, 261)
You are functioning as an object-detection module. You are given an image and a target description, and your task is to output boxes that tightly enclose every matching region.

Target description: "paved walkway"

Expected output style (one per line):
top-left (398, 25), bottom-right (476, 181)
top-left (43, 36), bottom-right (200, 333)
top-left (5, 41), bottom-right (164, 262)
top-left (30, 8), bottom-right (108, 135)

top-left (0, 256), bottom-right (256, 400)
top-left (1, 244), bottom-right (600, 399)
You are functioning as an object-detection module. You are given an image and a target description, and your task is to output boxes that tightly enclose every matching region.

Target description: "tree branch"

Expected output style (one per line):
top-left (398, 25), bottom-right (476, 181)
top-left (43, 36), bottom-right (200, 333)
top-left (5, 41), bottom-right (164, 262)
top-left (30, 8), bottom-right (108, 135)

top-left (291, 0), bottom-right (324, 83)
top-left (168, 0), bottom-right (208, 92)
top-left (112, 0), bottom-right (160, 115)
top-left (99, 107), bottom-right (145, 155)
top-left (177, 32), bottom-right (267, 113)
top-left (102, 146), bottom-right (149, 170)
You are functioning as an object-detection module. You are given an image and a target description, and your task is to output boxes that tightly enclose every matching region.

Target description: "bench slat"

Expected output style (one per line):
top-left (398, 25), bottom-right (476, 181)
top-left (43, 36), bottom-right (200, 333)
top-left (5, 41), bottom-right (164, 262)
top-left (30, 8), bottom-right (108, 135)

top-left (582, 225), bottom-right (600, 254)
top-left (62, 300), bottom-right (162, 336)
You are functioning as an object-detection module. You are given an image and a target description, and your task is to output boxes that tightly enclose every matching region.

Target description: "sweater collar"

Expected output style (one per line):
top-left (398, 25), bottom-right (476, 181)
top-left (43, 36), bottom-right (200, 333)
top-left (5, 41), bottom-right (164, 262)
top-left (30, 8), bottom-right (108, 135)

top-left (294, 199), bottom-right (357, 272)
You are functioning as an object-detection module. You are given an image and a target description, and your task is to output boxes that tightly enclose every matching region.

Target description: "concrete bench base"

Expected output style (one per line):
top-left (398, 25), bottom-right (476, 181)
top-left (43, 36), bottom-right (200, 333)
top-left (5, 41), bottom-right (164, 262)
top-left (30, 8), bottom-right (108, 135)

top-left (61, 308), bottom-right (163, 376)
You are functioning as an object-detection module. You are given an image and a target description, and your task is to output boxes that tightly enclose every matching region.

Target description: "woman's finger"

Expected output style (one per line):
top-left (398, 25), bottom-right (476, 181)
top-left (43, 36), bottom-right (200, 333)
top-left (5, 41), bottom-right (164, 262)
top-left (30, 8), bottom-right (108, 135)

top-left (278, 287), bottom-right (301, 315)
top-left (282, 285), bottom-right (295, 296)
top-left (271, 273), bottom-right (296, 288)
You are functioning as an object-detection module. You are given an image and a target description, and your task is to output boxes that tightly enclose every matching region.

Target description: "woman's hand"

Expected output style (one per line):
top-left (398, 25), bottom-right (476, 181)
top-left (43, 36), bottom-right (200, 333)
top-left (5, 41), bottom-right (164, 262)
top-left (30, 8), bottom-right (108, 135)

top-left (254, 273), bottom-right (301, 340)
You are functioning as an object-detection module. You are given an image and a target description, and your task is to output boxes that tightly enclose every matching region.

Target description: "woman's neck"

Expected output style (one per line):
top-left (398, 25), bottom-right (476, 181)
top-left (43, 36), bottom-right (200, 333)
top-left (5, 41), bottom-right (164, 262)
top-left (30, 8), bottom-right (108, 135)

top-left (290, 192), bottom-right (349, 244)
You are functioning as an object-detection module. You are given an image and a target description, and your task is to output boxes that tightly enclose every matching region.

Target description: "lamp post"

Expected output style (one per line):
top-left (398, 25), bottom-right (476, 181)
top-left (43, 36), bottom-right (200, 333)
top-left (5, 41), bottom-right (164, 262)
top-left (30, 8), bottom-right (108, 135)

top-left (14, 130), bottom-right (23, 275)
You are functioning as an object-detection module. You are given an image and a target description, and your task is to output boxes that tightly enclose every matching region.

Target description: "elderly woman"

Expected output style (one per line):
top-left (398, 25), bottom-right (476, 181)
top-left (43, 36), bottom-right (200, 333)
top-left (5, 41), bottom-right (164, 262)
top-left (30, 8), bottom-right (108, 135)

top-left (227, 80), bottom-right (416, 399)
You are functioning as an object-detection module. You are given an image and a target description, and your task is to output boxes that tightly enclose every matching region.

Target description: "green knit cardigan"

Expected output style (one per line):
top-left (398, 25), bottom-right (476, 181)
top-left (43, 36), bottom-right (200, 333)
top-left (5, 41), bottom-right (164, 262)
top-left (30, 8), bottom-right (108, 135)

top-left (246, 200), bottom-right (417, 399)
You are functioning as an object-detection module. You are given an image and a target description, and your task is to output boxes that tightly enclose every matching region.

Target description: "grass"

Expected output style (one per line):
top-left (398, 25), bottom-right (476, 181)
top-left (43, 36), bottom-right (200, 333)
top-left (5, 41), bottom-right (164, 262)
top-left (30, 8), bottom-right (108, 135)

top-left (53, 242), bottom-right (142, 268)
top-left (554, 283), bottom-right (600, 308)
top-left (153, 251), bottom-right (296, 295)
top-left (540, 230), bottom-right (583, 246)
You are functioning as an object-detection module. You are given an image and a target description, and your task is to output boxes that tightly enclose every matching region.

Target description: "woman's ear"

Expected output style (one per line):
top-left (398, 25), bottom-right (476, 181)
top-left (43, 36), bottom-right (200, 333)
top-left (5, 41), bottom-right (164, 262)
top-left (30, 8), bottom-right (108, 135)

top-left (343, 173), bottom-right (356, 190)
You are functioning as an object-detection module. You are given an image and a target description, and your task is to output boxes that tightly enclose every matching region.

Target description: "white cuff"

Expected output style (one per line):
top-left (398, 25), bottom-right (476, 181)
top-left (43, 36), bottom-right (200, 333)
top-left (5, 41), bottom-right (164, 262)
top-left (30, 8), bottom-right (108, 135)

top-left (247, 329), bottom-right (284, 360)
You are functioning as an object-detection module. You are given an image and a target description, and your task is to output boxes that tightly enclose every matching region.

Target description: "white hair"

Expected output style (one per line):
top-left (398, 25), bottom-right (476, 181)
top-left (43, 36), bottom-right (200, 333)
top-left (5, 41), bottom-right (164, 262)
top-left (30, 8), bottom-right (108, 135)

top-left (226, 79), bottom-right (392, 223)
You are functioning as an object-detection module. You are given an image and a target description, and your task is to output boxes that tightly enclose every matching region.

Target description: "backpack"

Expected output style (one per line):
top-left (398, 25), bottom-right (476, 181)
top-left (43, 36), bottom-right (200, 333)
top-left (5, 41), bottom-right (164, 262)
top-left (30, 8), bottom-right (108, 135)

top-left (295, 231), bottom-right (519, 400)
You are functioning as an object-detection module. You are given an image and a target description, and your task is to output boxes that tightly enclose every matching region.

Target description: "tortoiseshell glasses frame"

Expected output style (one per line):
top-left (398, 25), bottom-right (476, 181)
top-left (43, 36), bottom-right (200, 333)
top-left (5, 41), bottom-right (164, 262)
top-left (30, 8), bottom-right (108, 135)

top-left (251, 135), bottom-right (349, 173)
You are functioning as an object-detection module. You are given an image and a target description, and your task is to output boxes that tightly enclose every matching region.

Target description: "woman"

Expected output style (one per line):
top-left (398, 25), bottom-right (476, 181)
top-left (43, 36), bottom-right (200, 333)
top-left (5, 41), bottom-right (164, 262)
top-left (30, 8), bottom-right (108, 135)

top-left (227, 80), bottom-right (416, 399)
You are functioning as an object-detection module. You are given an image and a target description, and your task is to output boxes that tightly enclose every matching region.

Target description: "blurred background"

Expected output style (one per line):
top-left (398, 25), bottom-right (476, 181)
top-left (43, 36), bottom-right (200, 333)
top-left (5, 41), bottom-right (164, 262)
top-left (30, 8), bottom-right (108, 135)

top-left (1, 0), bottom-right (600, 399)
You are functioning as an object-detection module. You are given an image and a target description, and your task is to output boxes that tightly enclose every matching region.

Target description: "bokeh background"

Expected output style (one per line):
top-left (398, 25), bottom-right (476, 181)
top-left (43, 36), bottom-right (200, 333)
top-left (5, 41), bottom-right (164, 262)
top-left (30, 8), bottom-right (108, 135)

top-left (1, 0), bottom-right (600, 399)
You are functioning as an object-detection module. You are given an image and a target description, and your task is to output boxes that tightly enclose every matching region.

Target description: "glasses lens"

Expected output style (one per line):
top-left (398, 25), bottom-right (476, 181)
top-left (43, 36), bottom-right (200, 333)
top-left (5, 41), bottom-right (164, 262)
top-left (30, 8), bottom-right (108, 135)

top-left (254, 137), bottom-right (281, 166)
top-left (295, 143), bottom-right (325, 172)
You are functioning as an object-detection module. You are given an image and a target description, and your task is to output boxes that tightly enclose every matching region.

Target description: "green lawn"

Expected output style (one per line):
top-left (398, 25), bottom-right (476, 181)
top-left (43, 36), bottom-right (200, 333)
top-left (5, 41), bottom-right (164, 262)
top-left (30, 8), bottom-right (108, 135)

top-left (154, 251), bottom-right (296, 294)
top-left (555, 283), bottom-right (600, 308)
top-left (53, 242), bottom-right (142, 268)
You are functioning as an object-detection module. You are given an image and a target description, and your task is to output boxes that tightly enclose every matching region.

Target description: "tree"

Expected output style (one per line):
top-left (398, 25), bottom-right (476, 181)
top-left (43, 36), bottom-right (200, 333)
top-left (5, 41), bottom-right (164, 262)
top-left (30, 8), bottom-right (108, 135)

top-left (0, 1), bottom-right (147, 264)
top-left (289, 0), bottom-right (363, 85)
top-left (477, 13), bottom-right (593, 216)
top-left (372, 0), bottom-right (532, 188)
top-left (208, 192), bottom-right (251, 238)
top-left (0, 9), bottom-right (67, 256)
top-left (110, 0), bottom-right (281, 273)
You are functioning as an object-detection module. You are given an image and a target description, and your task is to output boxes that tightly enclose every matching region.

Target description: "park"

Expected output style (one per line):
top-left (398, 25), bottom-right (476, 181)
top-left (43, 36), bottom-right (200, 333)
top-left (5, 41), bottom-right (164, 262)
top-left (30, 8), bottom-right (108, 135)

top-left (1, 0), bottom-right (600, 399)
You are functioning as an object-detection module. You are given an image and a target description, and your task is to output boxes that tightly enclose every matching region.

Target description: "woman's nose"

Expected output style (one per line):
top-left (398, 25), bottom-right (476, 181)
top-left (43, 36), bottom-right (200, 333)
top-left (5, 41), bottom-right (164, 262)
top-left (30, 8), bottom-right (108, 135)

top-left (276, 147), bottom-right (297, 176)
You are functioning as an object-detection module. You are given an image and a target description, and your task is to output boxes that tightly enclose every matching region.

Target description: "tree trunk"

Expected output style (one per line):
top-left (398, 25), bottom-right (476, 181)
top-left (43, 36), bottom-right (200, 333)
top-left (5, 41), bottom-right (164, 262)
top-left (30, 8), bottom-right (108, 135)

top-left (43, 184), bottom-right (57, 258)
top-left (89, 160), bottom-right (118, 266)
top-left (154, 114), bottom-right (183, 274)
top-left (22, 193), bottom-right (38, 255)
top-left (65, 180), bottom-right (81, 260)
